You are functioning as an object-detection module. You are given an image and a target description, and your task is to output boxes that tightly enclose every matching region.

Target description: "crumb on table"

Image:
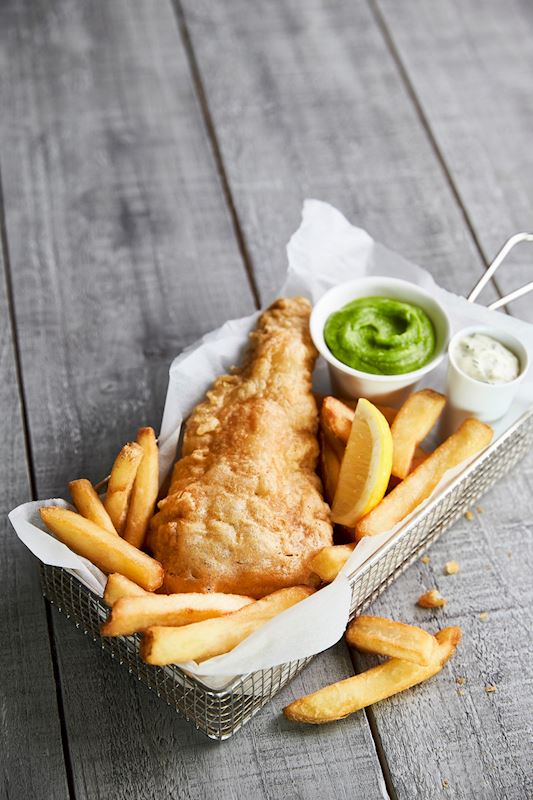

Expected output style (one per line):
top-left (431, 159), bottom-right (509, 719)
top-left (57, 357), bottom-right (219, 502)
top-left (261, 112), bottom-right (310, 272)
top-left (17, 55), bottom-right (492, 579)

top-left (444, 560), bottom-right (460, 575)
top-left (464, 510), bottom-right (474, 521)
top-left (417, 589), bottom-right (447, 608)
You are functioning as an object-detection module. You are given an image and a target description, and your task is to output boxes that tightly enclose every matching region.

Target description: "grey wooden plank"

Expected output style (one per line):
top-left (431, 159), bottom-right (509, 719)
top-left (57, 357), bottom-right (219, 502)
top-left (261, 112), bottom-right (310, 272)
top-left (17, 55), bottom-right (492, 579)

top-left (0, 235), bottom-right (69, 794)
top-left (0, 0), bottom-right (386, 798)
top-left (179, 0), bottom-right (499, 304)
top-left (179, 1), bottom-right (533, 798)
top-left (53, 623), bottom-right (387, 800)
top-left (353, 468), bottom-right (533, 800)
top-left (0, 0), bottom-right (258, 497)
top-left (374, 0), bottom-right (533, 322)
top-left (347, 5), bottom-right (533, 798)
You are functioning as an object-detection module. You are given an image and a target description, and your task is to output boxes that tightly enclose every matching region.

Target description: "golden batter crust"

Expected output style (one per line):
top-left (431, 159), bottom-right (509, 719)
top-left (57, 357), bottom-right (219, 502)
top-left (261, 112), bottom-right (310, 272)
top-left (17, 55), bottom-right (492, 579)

top-left (148, 297), bottom-right (333, 598)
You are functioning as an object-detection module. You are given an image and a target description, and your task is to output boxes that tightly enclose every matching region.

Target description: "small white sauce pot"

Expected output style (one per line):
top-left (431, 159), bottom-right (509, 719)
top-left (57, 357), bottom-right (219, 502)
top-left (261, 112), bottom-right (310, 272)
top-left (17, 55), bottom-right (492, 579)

top-left (447, 325), bottom-right (529, 423)
top-left (310, 277), bottom-right (451, 404)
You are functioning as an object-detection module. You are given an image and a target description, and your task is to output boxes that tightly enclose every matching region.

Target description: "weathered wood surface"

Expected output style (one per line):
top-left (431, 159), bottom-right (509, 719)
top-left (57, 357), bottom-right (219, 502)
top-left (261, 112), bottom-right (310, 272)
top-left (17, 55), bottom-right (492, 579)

top-left (180, 0), bottom-right (499, 304)
top-left (54, 622), bottom-right (387, 800)
top-left (356, 5), bottom-right (533, 798)
top-left (375, 0), bottom-right (533, 322)
top-left (0, 0), bottom-right (386, 798)
top-left (1, 0), bottom-right (532, 798)
top-left (181, 1), bottom-right (533, 798)
top-left (355, 489), bottom-right (533, 800)
top-left (0, 236), bottom-right (69, 793)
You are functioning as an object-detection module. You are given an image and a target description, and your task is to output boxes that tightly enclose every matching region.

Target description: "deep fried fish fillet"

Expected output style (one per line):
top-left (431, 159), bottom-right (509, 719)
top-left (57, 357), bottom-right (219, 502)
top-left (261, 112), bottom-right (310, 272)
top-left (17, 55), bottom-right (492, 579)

top-left (149, 297), bottom-right (333, 598)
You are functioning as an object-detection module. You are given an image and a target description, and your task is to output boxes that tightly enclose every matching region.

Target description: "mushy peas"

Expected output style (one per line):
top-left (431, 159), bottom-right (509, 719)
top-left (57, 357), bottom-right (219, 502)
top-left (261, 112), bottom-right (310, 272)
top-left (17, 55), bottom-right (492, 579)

top-left (324, 296), bottom-right (436, 375)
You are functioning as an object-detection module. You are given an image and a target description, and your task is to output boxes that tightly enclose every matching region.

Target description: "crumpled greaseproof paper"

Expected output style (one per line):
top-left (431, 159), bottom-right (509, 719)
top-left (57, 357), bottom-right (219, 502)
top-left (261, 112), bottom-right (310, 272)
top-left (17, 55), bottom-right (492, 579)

top-left (9, 200), bottom-right (533, 687)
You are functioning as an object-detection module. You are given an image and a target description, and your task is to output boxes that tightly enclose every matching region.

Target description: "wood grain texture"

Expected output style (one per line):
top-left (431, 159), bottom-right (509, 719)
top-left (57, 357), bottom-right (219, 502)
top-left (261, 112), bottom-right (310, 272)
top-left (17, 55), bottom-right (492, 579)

top-left (375, 0), bottom-right (533, 322)
top-left (351, 7), bottom-right (533, 797)
top-left (0, 0), bottom-right (386, 797)
top-left (0, 249), bottom-right (69, 794)
top-left (179, 0), bottom-right (498, 304)
top-left (54, 623), bottom-right (387, 800)
top-left (0, 0), bottom-right (257, 498)
top-left (352, 470), bottom-right (533, 800)
top-left (181, 1), bottom-right (533, 798)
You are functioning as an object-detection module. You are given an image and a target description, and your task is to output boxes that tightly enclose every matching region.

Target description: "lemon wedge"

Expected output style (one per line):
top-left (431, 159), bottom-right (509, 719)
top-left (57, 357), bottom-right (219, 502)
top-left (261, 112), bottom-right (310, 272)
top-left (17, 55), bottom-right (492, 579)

top-left (331, 398), bottom-right (393, 526)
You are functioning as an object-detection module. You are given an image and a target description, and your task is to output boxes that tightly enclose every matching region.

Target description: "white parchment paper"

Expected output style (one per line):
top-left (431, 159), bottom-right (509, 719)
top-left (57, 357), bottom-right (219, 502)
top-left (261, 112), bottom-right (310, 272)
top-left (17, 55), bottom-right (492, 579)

top-left (9, 200), bottom-right (533, 686)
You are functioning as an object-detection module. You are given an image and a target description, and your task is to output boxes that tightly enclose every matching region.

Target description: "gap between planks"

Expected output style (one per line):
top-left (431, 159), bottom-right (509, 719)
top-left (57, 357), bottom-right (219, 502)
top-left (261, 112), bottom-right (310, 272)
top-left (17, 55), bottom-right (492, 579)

top-left (351, 650), bottom-right (400, 800)
top-left (173, 1), bottom-right (397, 792)
top-left (170, 0), bottom-right (512, 792)
top-left (171, 0), bottom-right (262, 310)
top-left (0, 2), bottom-right (517, 794)
top-left (0, 167), bottom-right (77, 799)
top-left (367, 0), bottom-right (512, 306)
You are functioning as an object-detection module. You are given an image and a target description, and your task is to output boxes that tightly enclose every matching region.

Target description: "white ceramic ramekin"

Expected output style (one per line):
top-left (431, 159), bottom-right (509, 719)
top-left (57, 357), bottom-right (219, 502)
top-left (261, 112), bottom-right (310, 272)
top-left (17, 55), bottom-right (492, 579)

top-left (447, 325), bottom-right (528, 423)
top-left (310, 277), bottom-right (450, 403)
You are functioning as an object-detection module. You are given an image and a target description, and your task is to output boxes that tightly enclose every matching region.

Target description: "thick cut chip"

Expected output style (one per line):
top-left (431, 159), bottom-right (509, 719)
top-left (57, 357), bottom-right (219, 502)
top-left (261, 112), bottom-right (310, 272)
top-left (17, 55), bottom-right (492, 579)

top-left (346, 615), bottom-right (438, 666)
top-left (104, 573), bottom-right (148, 606)
top-left (321, 398), bottom-right (397, 451)
top-left (310, 544), bottom-right (355, 583)
top-left (391, 390), bottom-right (446, 479)
top-left (321, 396), bottom-right (353, 448)
top-left (123, 427), bottom-right (159, 549)
top-left (102, 591), bottom-right (254, 636)
top-left (40, 507), bottom-right (164, 591)
top-left (140, 586), bottom-right (313, 665)
top-left (104, 442), bottom-right (144, 534)
top-left (69, 479), bottom-right (117, 535)
top-left (355, 419), bottom-right (493, 539)
top-left (283, 627), bottom-right (461, 723)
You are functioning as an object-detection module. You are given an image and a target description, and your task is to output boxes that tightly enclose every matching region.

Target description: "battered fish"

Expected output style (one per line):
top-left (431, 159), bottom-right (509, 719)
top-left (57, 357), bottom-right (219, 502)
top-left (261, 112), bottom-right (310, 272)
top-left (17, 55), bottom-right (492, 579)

top-left (149, 297), bottom-right (333, 598)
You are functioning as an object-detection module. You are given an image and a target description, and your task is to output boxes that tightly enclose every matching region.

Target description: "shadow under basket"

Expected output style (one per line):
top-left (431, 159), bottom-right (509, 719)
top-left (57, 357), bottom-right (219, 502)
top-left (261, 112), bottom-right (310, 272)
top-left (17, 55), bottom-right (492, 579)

top-left (40, 408), bottom-right (533, 740)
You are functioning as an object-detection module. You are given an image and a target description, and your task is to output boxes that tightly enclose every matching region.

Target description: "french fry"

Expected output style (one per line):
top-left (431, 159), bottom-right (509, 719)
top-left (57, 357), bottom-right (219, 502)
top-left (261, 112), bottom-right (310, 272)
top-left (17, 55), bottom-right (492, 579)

top-left (283, 626), bottom-right (462, 723)
top-left (123, 427), bottom-right (159, 549)
top-left (355, 419), bottom-right (493, 539)
top-left (321, 396), bottom-right (423, 481)
top-left (69, 479), bottom-right (117, 535)
top-left (39, 507), bottom-right (164, 591)
top-left (104, 442), bottom-right (144, 534)
top-left (321, 398), bottom-right (398, 448)
top-left (320, 431), bottom-right (341, 504)
top-left (321, 396), bottom-right (353, 447)
top-left (102, 592), bottom-right (255, 636)
top-left (346, 615), bottom-right (438, 666)
top-left (104, 573), bottom-right (148, 606)
top-left (141, 586), bottom-right (314, 665)
top-left (310, 543), bottom-right (355, 583)
top-left (391, 390), bottom-right (446, 479)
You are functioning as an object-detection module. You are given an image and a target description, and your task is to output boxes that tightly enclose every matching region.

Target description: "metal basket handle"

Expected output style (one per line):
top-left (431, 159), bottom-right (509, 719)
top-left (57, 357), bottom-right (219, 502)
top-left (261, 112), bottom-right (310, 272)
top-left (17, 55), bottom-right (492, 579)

top-left (468, 232), bottom-right (533, 310)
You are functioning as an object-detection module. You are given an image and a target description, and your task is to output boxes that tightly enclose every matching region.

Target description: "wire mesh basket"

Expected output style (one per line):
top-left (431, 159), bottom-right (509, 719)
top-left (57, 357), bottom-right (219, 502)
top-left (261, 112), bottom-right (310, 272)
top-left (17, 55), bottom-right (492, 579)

top-left (40, 406), bottom-right (533, 740)
top-left (40, 234), bottom-right (533, 740)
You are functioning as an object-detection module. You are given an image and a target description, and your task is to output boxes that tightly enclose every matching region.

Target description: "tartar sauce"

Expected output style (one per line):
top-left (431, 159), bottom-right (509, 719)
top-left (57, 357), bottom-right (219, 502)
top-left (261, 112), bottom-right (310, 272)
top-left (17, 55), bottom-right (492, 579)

top-left (454, 333), bottom-right (520, 384)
